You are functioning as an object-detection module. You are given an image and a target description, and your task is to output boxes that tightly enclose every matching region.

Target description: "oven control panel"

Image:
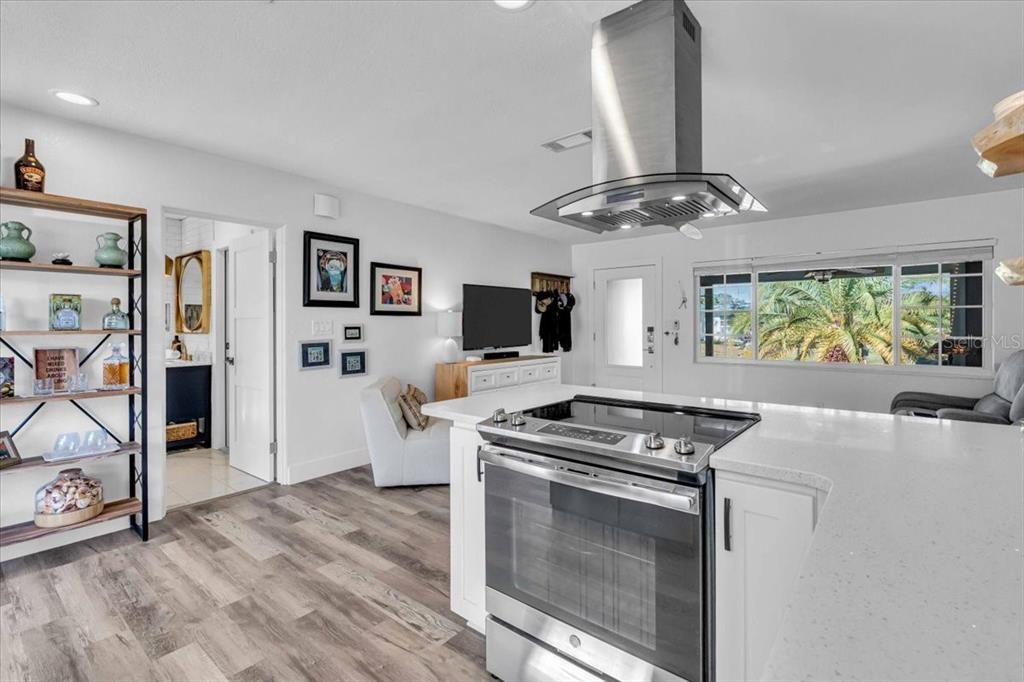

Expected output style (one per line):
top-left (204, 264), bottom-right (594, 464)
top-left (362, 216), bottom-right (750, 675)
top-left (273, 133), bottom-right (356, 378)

top-left (537, 423), bottom-right (627, 445)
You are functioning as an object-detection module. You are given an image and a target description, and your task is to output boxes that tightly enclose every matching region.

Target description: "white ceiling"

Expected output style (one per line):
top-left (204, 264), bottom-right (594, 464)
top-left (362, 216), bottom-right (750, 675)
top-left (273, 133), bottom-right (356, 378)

top-left (2, 0), bottom-right (1022, 244)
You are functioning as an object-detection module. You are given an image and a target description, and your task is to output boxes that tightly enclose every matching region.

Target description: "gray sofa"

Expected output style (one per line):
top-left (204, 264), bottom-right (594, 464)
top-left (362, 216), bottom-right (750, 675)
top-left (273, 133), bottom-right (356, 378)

top-left (890, 349), bottom-right (1024, 425)
top-left (359, 377), bottom-right (450, 487)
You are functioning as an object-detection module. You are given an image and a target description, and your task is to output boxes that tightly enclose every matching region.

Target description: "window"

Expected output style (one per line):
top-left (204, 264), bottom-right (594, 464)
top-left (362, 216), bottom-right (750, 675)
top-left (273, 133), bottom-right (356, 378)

top-left (696, 249), bottom-right (989, 372)
top-left (698, 274), bottom-right (752, 359)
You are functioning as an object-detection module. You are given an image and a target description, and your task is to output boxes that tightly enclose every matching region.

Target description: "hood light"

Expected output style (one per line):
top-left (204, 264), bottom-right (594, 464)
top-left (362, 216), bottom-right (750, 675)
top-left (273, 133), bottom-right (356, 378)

top-left (619, 224), bottom-right (633, 230)
top-left (581, 211), bottom-right (594, 216)
top-left (51, 90), bottom-right (99, 106)
top-left (494, 0), bottom-right (534, 10)
top-left (670, 195), bottom-right (687, 202)
top-left (679, 223), bottom-right (703, 240)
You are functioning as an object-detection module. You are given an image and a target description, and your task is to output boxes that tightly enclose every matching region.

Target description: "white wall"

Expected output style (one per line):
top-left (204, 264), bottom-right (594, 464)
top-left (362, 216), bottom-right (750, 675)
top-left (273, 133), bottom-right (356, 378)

top-left (571, 190), bottom-right (1024, 412)
top-left (0, 103), bottom-right (570, 559)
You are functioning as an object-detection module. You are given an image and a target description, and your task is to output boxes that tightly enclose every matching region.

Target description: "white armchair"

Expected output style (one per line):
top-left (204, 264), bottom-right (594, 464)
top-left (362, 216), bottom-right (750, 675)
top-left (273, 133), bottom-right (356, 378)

top-left (359, 377), bottom-right (450, 487)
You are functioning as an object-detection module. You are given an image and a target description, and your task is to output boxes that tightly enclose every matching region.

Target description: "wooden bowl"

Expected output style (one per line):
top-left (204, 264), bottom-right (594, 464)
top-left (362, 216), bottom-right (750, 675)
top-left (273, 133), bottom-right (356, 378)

top-left (34, 501), bottom-right (105, 528)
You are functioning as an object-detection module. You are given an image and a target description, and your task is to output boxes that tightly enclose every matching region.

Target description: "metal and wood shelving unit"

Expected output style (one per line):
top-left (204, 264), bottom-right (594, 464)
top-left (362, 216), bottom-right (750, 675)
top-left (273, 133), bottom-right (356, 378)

top-left (0, 186), bottom-right (149, 547)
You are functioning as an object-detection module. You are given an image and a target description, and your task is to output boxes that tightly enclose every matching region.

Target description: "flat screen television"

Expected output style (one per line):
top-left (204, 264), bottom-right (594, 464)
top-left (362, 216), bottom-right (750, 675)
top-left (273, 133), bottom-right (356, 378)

top-left (462, 284), bottom-right (532, 351)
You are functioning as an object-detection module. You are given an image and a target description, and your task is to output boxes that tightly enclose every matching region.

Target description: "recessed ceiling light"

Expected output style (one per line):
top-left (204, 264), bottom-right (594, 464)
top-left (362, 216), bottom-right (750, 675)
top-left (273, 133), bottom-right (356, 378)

top-left (51, 90), bottom-right (99, 106)
top-left (494, 0), bottom-right (534, 10)
top-left (679, 223), bottom-right (703, 240)
top-left (581, 211), bottom-right (594, 216)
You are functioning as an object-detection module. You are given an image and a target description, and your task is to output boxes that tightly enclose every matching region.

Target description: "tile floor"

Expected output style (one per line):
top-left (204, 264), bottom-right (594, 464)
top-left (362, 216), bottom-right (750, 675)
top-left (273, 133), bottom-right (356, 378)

top-left (165, 448), bottom-right (267, 509)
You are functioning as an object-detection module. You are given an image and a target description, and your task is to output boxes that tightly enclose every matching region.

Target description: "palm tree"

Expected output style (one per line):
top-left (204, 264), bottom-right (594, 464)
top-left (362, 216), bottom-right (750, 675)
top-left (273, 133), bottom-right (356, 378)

top-left (756, 276), bottom-right (895, 364)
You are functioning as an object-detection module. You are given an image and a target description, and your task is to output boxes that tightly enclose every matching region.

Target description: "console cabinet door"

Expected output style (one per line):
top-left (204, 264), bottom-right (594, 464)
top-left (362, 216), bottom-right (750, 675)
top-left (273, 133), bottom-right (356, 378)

top-left (715, 475), bottom-right (815, 682)
top-left (449, 425), bottom-right (487, 632)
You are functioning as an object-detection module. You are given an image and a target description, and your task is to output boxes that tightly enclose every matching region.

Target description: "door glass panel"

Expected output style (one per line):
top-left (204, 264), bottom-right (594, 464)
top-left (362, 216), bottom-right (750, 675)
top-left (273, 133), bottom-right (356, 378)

top-left (605, 277), bottom-right (643, 367)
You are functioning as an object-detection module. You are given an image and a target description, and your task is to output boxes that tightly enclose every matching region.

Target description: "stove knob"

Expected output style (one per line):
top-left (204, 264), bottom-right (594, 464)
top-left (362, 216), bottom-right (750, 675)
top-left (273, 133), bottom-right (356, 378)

top-left (644, 432), bottom-right (665, 449)
top-left (674, 437), bottom-right (696, 456)
top-left (510, 411), bottom-right (527, 427)
top-left (492, 408), bottom-right (509, 424)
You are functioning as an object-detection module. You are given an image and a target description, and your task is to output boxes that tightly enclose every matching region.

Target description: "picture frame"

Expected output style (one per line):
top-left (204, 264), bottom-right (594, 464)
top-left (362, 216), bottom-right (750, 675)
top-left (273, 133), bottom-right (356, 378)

top-left (49, 293), bottom-right (82, 331)
top-left (0, 431), bottom-right (21, 470)
top-left (34, 347), bottom-right (79, 392)
top-left (338, 348), bottom-right (368, 378)
top-left (342, 324), bottom-right (364, 343)
top-left (298, 339), bottom-right (333, 371)
top-left (0, 357), bottom-right (13, 398)
top-left (303, 231), bottom-right (360, 308)
top-left (370, 262), bottom-right (422, 316)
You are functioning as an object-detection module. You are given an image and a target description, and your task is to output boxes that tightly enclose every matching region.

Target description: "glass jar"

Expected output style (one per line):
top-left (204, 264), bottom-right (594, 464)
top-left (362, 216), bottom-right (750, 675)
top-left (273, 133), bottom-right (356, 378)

top-left (102, 297), bottom-right (129, 331)
top-left (34, 468), bottom-right (104, 527)
top-left (101, 344), bottom-right (130, 390)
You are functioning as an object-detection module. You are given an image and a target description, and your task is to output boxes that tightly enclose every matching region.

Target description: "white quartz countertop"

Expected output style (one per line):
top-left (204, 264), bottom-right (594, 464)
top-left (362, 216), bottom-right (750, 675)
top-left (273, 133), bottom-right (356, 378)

top-left (423, 383), bottom-right (1024, 682)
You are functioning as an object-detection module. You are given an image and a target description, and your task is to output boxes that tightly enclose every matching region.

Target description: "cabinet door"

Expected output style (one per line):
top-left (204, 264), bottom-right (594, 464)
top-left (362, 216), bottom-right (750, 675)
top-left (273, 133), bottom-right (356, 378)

top-left (448, 425), bottom-right (487, 632)
top-left (715, 476), bottom-right (815, 682)
top-left (469, 370), bottom-right (497, 393)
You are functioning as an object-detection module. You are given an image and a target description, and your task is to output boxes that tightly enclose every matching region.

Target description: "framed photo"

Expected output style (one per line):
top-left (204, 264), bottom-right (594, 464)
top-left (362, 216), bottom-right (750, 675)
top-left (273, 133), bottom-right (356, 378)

top-left (0, 431), bottom-right (21, 470)
top-left (34, 347), bottom-right (79, 392)
top-left (339, 348), bottom-right (368, 378)
top-left (49, 293), bottom-right (82, 331)
top-left (342, 324), bottom-right (364, 343)
top-left (370, 262), bottom-right (422, 316)
top-left (0, 357), bottom-right (13, 398)
top-left (303, 231), bottom-right (360, 308)
top-left (298, 339), bottom-right (333, 371)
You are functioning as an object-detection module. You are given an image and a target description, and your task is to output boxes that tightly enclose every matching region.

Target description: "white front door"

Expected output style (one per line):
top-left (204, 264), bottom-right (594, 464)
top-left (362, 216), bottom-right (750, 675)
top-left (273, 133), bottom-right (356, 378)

top-left (593, 265), bottom-right (661, 391)
top-left (226, 229), bottom-right (274, 482)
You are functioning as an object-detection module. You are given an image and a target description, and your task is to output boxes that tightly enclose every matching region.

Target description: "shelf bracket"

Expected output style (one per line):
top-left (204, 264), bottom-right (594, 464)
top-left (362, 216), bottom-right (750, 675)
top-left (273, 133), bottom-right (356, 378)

top-left (0, 337), bottom-right (34, 368)
top-left (10, 403), bottom-right (45, 437)
top-left (68, 400), bottom-right (123, 444)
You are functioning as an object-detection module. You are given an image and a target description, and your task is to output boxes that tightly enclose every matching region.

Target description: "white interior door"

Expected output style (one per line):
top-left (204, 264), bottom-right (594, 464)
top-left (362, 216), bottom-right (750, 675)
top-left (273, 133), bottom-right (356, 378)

top-left (593, 265), bottom-right (661, 391)
top-left (227, 229), bottom-right (274, 482)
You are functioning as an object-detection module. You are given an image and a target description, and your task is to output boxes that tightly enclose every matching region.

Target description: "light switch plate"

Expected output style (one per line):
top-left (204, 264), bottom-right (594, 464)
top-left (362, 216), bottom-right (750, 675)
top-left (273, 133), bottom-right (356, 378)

top-left (312, 320), bottom-right (333, 336)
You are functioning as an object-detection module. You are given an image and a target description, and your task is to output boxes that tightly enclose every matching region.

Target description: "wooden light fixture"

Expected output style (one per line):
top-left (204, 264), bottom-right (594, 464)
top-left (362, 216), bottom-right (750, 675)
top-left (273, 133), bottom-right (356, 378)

top-left (973, 90), bottom-right (1024, 178)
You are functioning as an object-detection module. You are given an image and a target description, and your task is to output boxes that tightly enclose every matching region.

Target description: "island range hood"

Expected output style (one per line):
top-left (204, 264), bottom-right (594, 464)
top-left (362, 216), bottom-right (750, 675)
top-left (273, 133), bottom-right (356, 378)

top-left (531, 0), bottom-right (765, 234)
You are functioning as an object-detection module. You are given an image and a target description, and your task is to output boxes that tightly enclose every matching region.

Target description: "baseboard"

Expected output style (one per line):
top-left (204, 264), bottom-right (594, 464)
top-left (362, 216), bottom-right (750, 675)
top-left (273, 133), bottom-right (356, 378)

top-left (286, 446), bottom-right (369, 484)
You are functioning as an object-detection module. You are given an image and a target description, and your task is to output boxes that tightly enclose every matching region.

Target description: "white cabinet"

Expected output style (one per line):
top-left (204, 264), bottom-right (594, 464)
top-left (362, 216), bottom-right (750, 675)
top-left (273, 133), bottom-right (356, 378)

top-left (470, 370), bottom-right (497, 393)
top-left (448, 424), bottom-right (487, 632)
top-left (715, 472), bottom-right (816, 682)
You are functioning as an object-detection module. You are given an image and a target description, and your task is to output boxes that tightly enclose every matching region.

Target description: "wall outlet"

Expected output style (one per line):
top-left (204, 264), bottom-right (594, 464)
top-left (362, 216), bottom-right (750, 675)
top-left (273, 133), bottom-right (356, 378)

top-left (312, 320), bottom-right (333, 337)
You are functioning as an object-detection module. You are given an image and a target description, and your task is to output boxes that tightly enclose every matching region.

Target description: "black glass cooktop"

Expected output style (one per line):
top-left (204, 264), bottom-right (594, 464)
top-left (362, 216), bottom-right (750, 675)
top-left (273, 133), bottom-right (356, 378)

top-left (524, 395), bottom-right (760, 448)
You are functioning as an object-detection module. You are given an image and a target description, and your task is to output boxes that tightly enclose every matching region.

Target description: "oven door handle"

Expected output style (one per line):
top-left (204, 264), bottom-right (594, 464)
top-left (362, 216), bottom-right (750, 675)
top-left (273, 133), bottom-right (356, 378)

top-left (478, 446), bottom-right (700, 515)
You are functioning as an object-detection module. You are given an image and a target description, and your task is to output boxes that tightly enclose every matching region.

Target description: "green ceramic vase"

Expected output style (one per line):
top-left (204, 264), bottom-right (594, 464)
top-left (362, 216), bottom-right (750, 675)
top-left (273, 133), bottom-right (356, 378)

top-left (94, 232), bottom-right (128, 268)
top-left (0, 221), bottom-right (36, 261)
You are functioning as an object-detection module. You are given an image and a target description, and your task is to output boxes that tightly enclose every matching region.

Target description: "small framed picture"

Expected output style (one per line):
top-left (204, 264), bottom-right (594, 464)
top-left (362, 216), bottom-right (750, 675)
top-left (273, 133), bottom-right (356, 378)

top-left (0, 431), bottom-right (22, 470)
top-left (303, 231), bottom-right (360, 308)
top-left (0, 357), bottom-right (14, 398)
top-left (49, 293), bottom-right (82, 331)
top-left (370, 262), bottom-right (422, 316)
top-left (339, 348), bottom-right (368, 378)
top-left (342, 324), bottom-right (364, 343)
top-left (34, 347), bottom-right (79, 392)
top-left (299, 339), bottom-right (333, 370)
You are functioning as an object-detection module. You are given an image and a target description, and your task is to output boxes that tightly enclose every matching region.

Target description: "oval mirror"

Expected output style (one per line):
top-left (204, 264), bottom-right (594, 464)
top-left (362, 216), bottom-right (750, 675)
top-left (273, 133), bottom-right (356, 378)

top-left (176, 250), bottom-right (211, 333)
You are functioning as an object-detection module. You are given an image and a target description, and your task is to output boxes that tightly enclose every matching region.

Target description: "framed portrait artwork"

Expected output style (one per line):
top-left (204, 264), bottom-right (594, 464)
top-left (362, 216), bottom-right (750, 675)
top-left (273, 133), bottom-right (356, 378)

top-left (342, 324), bottom-right (364, 343)
top-left (370, 262), bottom-right (422, 316)
top-left (298, 339), bottom-right (333, 370)
top-left (338, 349), bottom-right (368, 378)
top-left (303, 231), bottom-right (360, 307)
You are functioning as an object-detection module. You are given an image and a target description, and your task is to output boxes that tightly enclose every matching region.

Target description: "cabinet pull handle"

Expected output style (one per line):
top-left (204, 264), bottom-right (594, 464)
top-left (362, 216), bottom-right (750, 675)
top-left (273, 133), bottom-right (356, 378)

top-left (724, 497), bottom-right (732, 551)
top-left (476, 451), bottom-right (484, 482)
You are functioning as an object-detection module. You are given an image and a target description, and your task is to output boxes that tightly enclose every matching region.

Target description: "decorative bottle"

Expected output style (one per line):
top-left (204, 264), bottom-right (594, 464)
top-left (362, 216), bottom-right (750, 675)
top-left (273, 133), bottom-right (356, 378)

top-left (102, 298), bottom-right (130, 331)
top-left (102, 344), bottom-right (129, 390)
top-left (14, 139), bottom-right (45, 192)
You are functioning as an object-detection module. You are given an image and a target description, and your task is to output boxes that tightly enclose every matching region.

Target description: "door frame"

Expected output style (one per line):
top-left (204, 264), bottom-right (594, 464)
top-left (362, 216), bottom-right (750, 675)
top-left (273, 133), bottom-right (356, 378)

top-left (160, 207), bottom-right (284, 510)
top-left (590, 261), bottom-right (663, 392)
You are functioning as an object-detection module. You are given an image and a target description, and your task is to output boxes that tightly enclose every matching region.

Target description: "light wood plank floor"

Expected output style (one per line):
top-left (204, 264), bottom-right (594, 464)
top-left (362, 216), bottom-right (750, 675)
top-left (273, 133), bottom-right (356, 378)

top-left (0, 466), bottom-right (487, 682)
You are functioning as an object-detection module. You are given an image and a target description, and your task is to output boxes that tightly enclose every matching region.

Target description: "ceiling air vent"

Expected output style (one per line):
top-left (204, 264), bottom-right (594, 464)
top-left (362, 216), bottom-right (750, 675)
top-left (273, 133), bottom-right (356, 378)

top-left (541, 129), bottom-right (593, 153)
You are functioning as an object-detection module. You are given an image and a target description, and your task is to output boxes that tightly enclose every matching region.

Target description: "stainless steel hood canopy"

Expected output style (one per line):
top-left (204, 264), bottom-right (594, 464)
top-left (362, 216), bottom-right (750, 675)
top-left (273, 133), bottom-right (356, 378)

top-left (532, 0), bottom-right (765, 234)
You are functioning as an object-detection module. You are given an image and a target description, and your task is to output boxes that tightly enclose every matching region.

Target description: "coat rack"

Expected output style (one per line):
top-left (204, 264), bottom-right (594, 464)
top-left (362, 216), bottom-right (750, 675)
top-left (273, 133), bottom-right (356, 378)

top-left (531, 271), bottom-right (573, 295)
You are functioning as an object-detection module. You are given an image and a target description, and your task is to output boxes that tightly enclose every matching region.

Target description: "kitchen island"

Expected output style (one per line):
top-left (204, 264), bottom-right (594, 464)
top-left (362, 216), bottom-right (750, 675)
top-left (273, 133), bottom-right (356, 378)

top-left (422, 383), bottom-right (1024, 682)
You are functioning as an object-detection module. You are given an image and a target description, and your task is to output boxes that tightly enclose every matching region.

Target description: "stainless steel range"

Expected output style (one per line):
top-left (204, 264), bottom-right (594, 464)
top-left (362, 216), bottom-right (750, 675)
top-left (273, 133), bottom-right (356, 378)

top-left (476, 395), bottom-right (760, 682)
